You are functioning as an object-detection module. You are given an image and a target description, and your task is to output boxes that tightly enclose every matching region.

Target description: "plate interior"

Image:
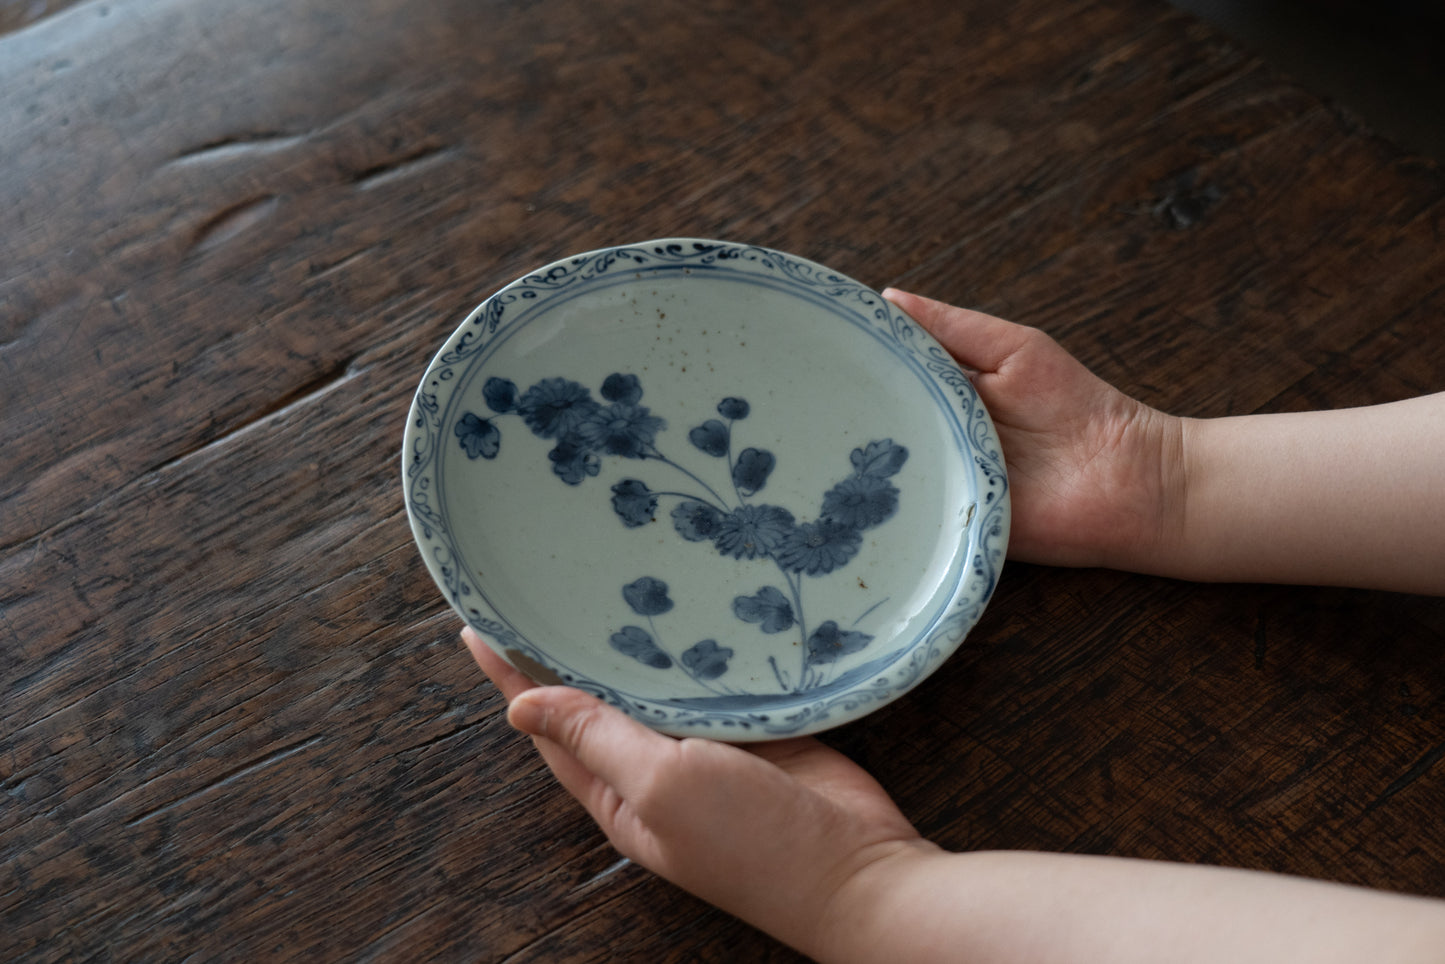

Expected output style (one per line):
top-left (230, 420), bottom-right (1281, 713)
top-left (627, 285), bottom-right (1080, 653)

top-left (404, 242), bottom-right (1007, 738)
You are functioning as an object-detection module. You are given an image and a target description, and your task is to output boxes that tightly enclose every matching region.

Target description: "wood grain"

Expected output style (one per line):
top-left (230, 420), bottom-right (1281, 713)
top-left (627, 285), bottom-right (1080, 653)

top-left (2, 0), bottom-right (1442, 959)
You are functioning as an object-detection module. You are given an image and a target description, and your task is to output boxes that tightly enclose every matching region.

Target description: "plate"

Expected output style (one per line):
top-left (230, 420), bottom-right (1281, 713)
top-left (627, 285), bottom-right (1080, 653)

top-left (402, 239), bottom-right (1009, 739)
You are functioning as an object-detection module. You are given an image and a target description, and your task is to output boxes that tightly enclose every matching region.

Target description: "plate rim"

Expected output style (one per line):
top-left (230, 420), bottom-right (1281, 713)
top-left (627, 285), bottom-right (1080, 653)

top-left (402, 237), bottom-right (1009, 739)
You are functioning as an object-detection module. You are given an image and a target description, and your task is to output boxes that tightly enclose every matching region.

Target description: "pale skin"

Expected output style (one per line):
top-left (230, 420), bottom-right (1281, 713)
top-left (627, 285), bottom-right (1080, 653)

top-left (461, 288), bottom-right (1445, 962)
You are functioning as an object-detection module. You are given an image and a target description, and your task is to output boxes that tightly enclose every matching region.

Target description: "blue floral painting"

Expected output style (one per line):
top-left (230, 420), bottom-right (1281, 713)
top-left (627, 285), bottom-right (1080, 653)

top-left (405, 240), bottom-right (1010, 738)
top-left (455, 375), bottom-right (908, 694)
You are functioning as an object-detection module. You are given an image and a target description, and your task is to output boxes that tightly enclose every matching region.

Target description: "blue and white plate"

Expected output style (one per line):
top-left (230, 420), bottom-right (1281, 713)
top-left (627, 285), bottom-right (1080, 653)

top-left (403, 239), bottom-right (1009, 739)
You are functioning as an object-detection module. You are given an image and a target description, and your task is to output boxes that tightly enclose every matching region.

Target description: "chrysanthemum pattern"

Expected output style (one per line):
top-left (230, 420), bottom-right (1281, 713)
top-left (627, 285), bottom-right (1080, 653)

top-left (455, 375), bottom-right (908, 693)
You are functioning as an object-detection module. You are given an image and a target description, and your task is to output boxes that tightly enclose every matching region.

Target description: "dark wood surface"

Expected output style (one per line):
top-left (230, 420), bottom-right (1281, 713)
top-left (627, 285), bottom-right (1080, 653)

top-left (3, 0), bottom-right (1443, 959)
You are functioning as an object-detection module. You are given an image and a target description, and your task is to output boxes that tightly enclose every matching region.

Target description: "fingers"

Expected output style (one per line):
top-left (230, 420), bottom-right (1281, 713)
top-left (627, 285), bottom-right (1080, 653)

top-left (509, 685), bottom-right (671, 805)
top-left (883, 287), bottom-right (1034, 375)
top-left (461, 625), bottom-right (671, 822)
top-left (460, 626), bottom-right (537, 701)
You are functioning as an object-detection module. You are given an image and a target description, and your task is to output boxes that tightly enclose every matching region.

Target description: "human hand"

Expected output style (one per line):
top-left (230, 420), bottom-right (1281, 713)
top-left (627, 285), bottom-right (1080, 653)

top-left (883, 289), bottom-right (1185, 571)
top-left (461, 626), bottom-right (935, 961)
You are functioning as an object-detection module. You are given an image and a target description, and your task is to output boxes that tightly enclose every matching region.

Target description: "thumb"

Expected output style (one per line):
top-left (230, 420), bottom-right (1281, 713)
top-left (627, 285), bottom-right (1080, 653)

top-left (508, 687), bottom-right (672, 819)
top-left (883, 287), bottom-right (1033, 375)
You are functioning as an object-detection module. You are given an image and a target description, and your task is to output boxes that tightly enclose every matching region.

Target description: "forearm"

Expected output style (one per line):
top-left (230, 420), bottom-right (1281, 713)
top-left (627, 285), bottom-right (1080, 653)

top-left (814, 848), bottom-right (1445, 964)
top-left (1147, 393), bottom-right (1445, 594)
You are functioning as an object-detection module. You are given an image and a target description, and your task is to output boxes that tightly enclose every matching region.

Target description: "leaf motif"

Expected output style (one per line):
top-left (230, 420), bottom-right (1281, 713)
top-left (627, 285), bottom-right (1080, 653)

top-left (849, 439), bottom-right (909, 479)
top-left (732, 447), bottom-right (775, 496)
top-left (804, 620), bottom-right (874, 666)
top-left (600, 372), bottom-right (643, 405)
top-left (609, 626), bottom-right (672, 669)
top-left (671, 500), bottom-right (723, 541)
top-left (454, 413), bottom-right (500, 459)
top-left (717, 397), bottom-right (750, 420)
top-left (610, 479), bottom-right (658, 527)
top-left (732, 586), bottom-right (794, 633)
top-left (622, 576), bottom-right (673, 616)
top-left (681, 639), bottom-right (733, 680)
top-left (549, 433), bottom-right (600, 484)
top-left (482, 377), bottom-right (518, 413)
top-left (688, 419), bottom-right (730, 457)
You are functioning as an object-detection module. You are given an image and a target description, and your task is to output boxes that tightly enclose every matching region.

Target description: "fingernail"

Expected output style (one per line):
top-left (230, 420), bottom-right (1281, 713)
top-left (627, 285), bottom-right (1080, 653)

top-left (507, 694), bottom-right (545, 736)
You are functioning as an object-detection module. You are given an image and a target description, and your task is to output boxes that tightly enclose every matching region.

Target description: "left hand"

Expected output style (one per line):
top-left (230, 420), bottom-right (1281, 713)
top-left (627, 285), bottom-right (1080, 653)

top-left (461, 626), bottom-right (934, 959)
top-left (883, 289), bottom-right (1185, 571)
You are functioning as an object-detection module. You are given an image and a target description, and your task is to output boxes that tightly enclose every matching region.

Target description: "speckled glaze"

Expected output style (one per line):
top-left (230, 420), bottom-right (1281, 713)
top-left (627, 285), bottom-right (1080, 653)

top-left (403, 240), bottom-right (1009, 739)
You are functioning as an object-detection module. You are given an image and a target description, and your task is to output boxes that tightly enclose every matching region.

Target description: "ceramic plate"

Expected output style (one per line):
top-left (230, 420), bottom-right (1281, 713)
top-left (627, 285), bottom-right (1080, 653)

top-left (402, 239), bottom-right (1009, 739)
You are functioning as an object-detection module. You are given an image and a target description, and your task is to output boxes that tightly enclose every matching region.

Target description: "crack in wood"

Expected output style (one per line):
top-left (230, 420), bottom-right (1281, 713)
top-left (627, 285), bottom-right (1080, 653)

top-left (1365, 739), bottom-right (1445, 814)
top-left (393, 715), bottom-right (492, 758)
top-left (169, 133), bottom-right (308, 166)
top-left (0, 354), bottom-right (367, 563)
top-left (145, 356), bottom-right (367, 478)
top-left (485, 777), bottom-right (556, 816)
top-left (349, 144), bottom-right (456, 191)
top-left (494, 878), bottom-right (650, 963)
top-left (187, 194), bottom-right (280, 256)
top-left (0, 542), bottom-right (418, 752)
top-left (573, 856), bottom-right (632, 892)
top-left (306, 244), bottom-right (380, 281)
top-left (123, 734), bottom-right (326, 828)
top-left (348, 899), bottom-right (447, 962)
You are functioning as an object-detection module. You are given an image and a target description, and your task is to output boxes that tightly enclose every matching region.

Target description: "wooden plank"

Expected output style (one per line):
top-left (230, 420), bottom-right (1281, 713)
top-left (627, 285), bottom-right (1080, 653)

top-left (2, 0), bottom-right (1443, 959)
top-left (0, 0), bottom-right (1248, 546)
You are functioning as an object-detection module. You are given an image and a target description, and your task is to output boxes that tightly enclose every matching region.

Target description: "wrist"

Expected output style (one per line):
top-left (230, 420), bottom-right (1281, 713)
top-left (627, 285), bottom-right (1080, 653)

top-left (1094, 406), bottom-right (1191, 577)
top-left (806, 838), bottom-right (945, 964)
top-left (1149, 411), bottom-right (1195, 576)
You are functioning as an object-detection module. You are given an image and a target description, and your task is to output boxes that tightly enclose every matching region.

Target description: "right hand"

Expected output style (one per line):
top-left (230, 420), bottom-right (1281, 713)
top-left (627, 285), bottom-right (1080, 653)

top-left (884, 289), bottom-right (1185, 571)
top-left (460, 626), bottom-right (934, 961)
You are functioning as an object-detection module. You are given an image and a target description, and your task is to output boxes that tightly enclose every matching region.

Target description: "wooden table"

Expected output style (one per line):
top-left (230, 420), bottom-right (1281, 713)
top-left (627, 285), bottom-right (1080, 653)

top-left (4, 0), bottom-right (1443, 959)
